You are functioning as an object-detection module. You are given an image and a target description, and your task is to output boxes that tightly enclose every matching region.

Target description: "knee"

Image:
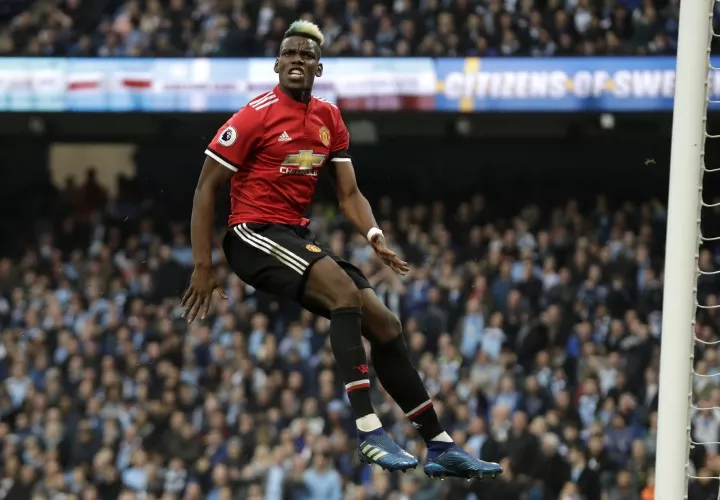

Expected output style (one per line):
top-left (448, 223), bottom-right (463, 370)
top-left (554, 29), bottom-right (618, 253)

top-left (391, 314), bottom-right (402, 334)
top-left (386, 314), bottom-right (402, 339)
top-left (368, 313), bottom-right (402, 344)
top-left (330, 281), bottom-right (362, 310)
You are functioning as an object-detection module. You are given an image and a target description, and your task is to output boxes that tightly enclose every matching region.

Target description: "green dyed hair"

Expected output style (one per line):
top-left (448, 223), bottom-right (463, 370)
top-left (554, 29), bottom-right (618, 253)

top-left (284, 20), bottom-right (325, 46)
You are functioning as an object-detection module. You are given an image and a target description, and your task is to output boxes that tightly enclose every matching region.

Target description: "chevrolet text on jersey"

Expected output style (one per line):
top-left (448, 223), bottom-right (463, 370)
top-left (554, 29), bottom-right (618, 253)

top-left (205, 86), bottom-right (350, 226)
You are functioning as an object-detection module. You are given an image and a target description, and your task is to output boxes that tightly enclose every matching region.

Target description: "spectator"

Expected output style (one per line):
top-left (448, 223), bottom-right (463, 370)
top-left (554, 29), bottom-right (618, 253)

top-left (0, 168), bottom-right (718, 499)
top-left (0, 0), bottom-right (699, 58)
top-left (303, 453), bottom-right (342, 500)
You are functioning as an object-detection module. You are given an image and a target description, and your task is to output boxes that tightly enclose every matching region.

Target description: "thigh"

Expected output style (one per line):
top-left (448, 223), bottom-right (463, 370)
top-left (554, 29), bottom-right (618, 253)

top-left (334, 260), bottom-right (372, 292)
top-left (302, 255), bottom-right (361, 313)
top-left (223, 223), bottom-right (328, 300)
top-left (297, 226), bottom-right (372, 292)
top-left (358, 288), bottom-right (402, 343)
top-left (299, 254), bottom-right (373, 318)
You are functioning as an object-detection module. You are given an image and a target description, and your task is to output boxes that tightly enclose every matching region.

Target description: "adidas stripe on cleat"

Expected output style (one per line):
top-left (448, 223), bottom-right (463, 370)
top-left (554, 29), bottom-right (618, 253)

top-left (357, 429), bottom-right (418, 472)
top-left (360, 444), bottom-right (389, 462)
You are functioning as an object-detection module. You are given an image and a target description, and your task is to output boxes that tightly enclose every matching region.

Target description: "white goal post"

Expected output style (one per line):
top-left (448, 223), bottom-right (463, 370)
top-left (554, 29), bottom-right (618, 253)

top-left (654, 0), bottom-right (716, 498)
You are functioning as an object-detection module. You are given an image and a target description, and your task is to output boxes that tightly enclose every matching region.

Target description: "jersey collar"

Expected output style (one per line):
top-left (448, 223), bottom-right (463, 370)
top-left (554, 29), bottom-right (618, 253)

top-left (274, 85), bottom-right (313, 110)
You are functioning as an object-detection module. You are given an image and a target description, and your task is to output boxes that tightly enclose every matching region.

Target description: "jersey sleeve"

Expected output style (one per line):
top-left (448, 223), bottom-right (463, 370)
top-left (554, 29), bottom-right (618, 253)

top-left (205, 106), bottom-right (263, 172)
top-left (329, 108), bottom-right (351, 163)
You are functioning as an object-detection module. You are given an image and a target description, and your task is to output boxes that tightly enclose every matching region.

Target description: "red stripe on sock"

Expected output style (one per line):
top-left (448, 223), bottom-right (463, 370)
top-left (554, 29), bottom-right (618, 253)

top-left (346, 382), bottom-right (370, 393)
top-left (407, 400), bottom-right (433, 419)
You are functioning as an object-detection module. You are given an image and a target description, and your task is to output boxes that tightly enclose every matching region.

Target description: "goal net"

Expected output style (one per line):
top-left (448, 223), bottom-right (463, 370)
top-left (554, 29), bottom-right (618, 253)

top-left (656, 0), bottom-right (720, 498)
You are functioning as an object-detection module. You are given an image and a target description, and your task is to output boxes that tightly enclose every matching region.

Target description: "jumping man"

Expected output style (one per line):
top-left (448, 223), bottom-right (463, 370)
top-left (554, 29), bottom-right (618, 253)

top-left (181, 20), bottom-right (503, 480)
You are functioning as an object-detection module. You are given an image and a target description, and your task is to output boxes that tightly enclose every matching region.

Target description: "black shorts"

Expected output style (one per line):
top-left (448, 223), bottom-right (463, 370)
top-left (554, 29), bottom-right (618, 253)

top-left (222, 222), bottom-right (371, 318)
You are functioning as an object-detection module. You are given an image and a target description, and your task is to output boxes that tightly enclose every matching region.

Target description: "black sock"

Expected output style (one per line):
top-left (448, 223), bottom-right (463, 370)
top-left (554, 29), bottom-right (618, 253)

top-left (330, 307), bottom-right (375, 419)
top-left (371, 335), bottom-right (445, 442)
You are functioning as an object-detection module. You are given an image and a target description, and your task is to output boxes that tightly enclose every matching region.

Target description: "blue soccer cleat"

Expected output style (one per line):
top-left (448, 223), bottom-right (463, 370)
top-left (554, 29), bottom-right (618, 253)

top-left (423, 442), bottom-right (503, 480)
top-left (357, 429), bottom-right (419, 472)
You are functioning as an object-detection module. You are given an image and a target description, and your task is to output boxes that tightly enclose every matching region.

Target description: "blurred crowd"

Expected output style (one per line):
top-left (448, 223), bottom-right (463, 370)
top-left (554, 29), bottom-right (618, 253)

top-left (0, 0), bottom-right (693, 58)
top-left (1, 168), bottom-right (719, 500)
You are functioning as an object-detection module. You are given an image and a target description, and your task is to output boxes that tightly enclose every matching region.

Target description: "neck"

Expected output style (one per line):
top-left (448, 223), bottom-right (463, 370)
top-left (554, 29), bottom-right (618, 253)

top-left (279, 85), bottom-right (312, 104)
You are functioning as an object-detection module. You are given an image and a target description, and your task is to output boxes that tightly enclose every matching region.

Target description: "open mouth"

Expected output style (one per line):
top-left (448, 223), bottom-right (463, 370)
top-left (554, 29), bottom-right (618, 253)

top-left (287, 68), bottom-right (305, 82)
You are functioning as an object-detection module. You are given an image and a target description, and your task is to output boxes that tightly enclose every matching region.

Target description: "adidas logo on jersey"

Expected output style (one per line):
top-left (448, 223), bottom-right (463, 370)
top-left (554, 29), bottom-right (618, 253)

top-left (278, 131), bottom-right (292, 142)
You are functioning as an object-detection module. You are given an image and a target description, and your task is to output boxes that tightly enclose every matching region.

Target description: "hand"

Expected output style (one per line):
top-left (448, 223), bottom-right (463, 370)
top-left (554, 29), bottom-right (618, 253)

top-left (181, 266), bottom-right (227, 322)
top-left (370, 234), bottom-right (410, 275)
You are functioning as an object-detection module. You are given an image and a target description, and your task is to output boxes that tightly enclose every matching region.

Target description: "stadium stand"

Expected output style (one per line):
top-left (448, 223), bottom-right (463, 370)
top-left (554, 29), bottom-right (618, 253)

top-left (2, 167), bottom-right (717, 499)
top-left (1, 2), bottom-right (719, 500)
top-left (0, 0), bottom-right (686, 58)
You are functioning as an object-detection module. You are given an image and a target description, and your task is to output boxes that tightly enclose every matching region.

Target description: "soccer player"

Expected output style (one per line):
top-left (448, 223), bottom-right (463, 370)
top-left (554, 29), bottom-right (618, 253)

top-left (181, 20), bottom-right (502, 480)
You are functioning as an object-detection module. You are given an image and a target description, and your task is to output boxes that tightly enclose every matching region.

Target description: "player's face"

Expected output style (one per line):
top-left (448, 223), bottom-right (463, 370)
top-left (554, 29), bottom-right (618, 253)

top-left (275, 36), bottom-right (323, 91)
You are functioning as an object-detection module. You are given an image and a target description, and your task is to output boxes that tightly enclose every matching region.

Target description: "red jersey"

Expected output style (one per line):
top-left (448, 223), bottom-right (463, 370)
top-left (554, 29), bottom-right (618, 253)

top-left (205, 85), bottom-right (350, 226)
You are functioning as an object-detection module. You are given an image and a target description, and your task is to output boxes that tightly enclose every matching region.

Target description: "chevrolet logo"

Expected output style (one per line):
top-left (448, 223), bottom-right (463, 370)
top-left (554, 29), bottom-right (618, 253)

top-left (281, 150), bottom-right (326, 170)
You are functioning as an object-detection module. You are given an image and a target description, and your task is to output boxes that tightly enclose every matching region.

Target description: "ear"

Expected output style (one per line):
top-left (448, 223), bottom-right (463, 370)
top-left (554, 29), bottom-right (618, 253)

top-left (274, 58), bottom-right (279, 74)
top-left (316, 63), bottom-right (323, 78)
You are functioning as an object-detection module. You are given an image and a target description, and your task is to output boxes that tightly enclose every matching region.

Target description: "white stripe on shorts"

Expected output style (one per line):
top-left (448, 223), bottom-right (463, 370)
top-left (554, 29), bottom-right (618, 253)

top-left (234, 224), bottom-right (310, 275)
top-left (240, 223), bottom-right (310, 268)
top-left (233, 226), bottom-right (305, 275)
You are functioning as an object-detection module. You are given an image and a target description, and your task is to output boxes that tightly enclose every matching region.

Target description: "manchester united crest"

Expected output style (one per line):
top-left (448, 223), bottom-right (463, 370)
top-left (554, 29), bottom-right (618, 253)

top-left (319, 126), bottom-right (331, 147)
top-left (306, 244), bottom-right (321, 253)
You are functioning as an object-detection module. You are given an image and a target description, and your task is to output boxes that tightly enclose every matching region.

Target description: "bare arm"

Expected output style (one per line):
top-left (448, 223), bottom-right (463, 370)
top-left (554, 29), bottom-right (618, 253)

top-left (328, 160), bottom-right (377, 238)
top-left (191, 156), bottom-right (235, 268)
top-left (329, 161), bottom-right (408, 274)
top-left (182, 157), bottom-right (234, 322)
